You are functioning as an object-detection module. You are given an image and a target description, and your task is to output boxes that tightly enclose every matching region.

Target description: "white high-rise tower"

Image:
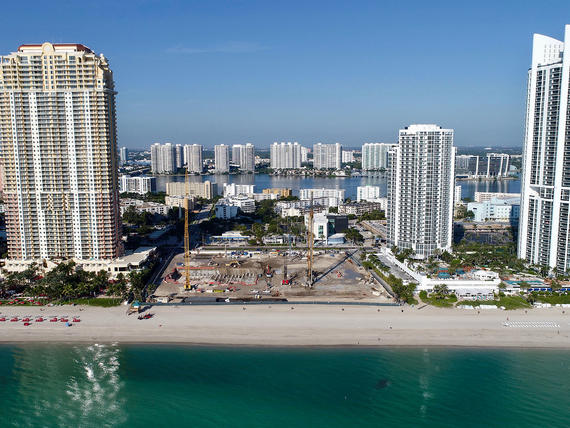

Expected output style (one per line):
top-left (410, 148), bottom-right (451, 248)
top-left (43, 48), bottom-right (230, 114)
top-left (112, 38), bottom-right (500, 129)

top-left (387, 124), bottom-right (455, 258)
top-left (313, 143), bottom-right (342, 169)
top-left (185, 144), bottom-right (203, 174)
top-left (362, 143), bottom-right (395, 170)
top-left (519, 25), bottom-right (570, 271)
top-left (215, 144), bottom-right (230, 173)
top-left (270, 142), bottom-right (302, 169)
top-left (232, 143), bottom-right (255, 172)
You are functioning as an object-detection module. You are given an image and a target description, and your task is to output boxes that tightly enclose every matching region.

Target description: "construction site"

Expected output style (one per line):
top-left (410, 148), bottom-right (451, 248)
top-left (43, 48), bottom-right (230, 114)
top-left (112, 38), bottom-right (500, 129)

top-left (151, 172), bottom-right (392, 304)
top-left (151, 249), bottom-right (392, 303)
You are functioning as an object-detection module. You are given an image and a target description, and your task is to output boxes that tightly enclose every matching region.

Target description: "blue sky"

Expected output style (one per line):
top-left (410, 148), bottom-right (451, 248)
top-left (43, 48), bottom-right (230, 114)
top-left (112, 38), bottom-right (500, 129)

top-left (1, 0), bottom-right (570, 149)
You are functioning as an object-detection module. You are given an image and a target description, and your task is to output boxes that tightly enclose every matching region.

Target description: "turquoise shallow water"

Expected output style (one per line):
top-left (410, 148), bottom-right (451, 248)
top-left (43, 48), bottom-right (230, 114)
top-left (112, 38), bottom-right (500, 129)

top-left (0, 345), bottom-right (568, 427)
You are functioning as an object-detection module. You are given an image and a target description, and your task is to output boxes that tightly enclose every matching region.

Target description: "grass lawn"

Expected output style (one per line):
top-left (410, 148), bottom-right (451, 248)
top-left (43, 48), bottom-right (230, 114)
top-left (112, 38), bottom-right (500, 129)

top-left (419, 291), bottom-right (457, 308)
top-left (61, 298), bottom-right (123, 307)
top-left (457, 295), bottom-right (531, 310)
top-left (533, 294), bottom-right (570, 305)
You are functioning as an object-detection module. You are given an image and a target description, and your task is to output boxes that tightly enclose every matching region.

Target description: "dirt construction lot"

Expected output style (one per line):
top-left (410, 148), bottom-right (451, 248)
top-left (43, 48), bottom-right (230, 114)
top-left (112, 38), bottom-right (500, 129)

top-left (153, 250), bottom-right (392, 302)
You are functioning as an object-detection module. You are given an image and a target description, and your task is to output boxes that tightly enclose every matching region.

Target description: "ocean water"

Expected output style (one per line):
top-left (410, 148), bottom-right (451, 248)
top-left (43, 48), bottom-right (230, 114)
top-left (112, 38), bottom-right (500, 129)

top-left (153, 173), bottom-right (521, 200)
top-left (0, 345), bottom-right (568, 427)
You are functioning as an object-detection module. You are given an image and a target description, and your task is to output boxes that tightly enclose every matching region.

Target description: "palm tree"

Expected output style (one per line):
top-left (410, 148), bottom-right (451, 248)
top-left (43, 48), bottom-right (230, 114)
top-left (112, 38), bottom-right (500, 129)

top-left (432, 284), bottom-right (449, 298)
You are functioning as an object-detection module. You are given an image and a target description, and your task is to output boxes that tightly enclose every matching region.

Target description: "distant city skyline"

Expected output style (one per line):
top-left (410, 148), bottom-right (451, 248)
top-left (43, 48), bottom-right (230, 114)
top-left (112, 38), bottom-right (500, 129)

top-left (2, 1), bottom-right (569, 149)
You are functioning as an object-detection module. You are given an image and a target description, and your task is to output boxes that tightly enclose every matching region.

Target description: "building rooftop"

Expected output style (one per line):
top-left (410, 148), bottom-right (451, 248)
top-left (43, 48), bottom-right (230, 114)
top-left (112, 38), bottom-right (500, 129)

top-left (17, 43), bottom-right (93, 53)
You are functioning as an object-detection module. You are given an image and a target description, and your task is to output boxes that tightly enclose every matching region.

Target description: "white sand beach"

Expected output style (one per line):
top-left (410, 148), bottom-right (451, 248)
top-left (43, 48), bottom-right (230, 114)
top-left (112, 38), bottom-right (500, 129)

top-left (0, 304), bottom-right (569, 348)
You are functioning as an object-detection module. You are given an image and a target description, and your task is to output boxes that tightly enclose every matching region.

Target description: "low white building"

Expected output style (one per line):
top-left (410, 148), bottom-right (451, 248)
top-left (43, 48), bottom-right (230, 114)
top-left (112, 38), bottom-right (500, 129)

top-left (215, 194), bottom-right (255, 217)
top-left (209, 231), bottom-right (248, 244)
top-left (379, 248), bottom-right (501, 298)
top-left (275, 197), bottom-right (342, 217)
top-left (227, 195), bottom-right (256, 213)
top-left (467, 197), bottom-right (520, 222)
top-left (280, 207), bottom-right (303, 218)
top-left (474, 192), bottom-right (521, 203)
top-left (338, 200), bottom-right (387, 215)
top-left (215, 204), bottom-right (239, 220)
top-left (305, 213), bottom-right (349, 243)
top-left (165, 195), bottom-right (195, 210)
top-left (356, 185), bottom-right (382, 202)
top-left (253, 192), bottom-right (278, 202)
top-left (223, 183), bottom-right (255, 197)
top-left (299, 188), bottom-right (345, 200)
top-left (120, 198), bottom-right (170, 216)
top-left (119, 175), bottom-right (156, 195)
top-left (1, 247), bottom-right (156, 279)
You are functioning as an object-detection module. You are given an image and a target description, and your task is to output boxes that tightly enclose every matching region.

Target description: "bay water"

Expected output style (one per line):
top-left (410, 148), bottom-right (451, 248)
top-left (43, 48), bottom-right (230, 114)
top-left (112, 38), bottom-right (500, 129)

top-left (152, 173), bottom-right (520, 200)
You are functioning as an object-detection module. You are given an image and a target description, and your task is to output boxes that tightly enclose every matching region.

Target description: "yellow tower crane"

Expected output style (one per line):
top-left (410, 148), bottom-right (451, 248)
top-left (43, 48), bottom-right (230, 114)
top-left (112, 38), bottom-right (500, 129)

top-left (184, 169), bottom-right (191, 290)
top-left (307, 193), bottom-right (314, 287)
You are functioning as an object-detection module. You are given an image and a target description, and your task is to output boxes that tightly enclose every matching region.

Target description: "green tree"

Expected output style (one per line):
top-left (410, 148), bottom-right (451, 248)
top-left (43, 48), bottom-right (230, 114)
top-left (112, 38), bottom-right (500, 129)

top-left (344, 227), bottom-right (364, 244)
top-left (129, 269), bottom-right (149, 302)
top-left (251, 223), bottom-right (266, 243)
top-left (359, 210), bottom-right (386, 221)
top-left (432, 283), bottom-right (449, 298)
top-left (389, 275), bottom-right (416, 304)
top-left (106, 273), bottom-right (128, 299)
top-left (396, 248), bottom-right (414, 263)
top-left (440, 251), bottom-right (453, 263)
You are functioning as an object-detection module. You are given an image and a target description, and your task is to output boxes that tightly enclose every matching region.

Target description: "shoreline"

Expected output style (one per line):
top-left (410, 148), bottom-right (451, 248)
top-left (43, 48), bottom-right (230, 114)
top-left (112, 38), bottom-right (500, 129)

top-left (1, 340), bottom-right (568, 351)
top-left (0, 304), bottom-right (568, 348)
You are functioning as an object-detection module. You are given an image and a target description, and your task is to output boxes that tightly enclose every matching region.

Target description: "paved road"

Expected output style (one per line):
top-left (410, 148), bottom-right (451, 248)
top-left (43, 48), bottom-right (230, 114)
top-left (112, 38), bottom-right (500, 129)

top-left (376, 252), bottom-right (415, 283)
top-left (350, 249), bottom-right (395, 298)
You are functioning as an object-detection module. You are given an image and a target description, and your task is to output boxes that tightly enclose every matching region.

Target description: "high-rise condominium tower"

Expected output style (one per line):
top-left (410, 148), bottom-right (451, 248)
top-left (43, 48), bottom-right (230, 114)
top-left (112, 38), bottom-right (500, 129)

top-left (362, 143), bottom-right (394, 170)
top-left (232, 143), bottom-right (255, 172)
top-left (215, 144), bottom-right (230, 173)
top-left (301, 146), bottom-right (309, 163)
top-left (150, 142), bottom-right (176, 173)
top-left (313, 143), bottom-right (342, 169)
top-left (175, 144), bottom-right (183, 169)
top-left (185, 144), bottom-right (203, 173)
top-left (119, 147), bottom-right (129, 165)
top-left (0, 43), bottom-right (122, 260)
top-left (270, 141), bottom-right (302, 169)
top-left (519, 25), bottom-right (570, 271)
top-left (387, 124), bottom-right (455, 258)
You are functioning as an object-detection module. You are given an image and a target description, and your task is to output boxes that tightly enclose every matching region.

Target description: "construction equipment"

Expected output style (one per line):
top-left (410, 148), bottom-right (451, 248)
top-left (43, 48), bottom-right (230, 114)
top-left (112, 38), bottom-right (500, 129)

top-left (184, 169), bottom-right (191, 290)
top-left (226, 261), bottom-right (240, 268)
top-left (282, 264), bottom-right (289, 285)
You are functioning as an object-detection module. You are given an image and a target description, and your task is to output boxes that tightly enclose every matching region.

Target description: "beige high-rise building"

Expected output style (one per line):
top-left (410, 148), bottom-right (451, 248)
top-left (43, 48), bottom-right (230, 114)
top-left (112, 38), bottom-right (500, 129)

top-left (166, 180), bottom-right (217, 199)
top-left (0, 43), bottom-right (122, 260)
